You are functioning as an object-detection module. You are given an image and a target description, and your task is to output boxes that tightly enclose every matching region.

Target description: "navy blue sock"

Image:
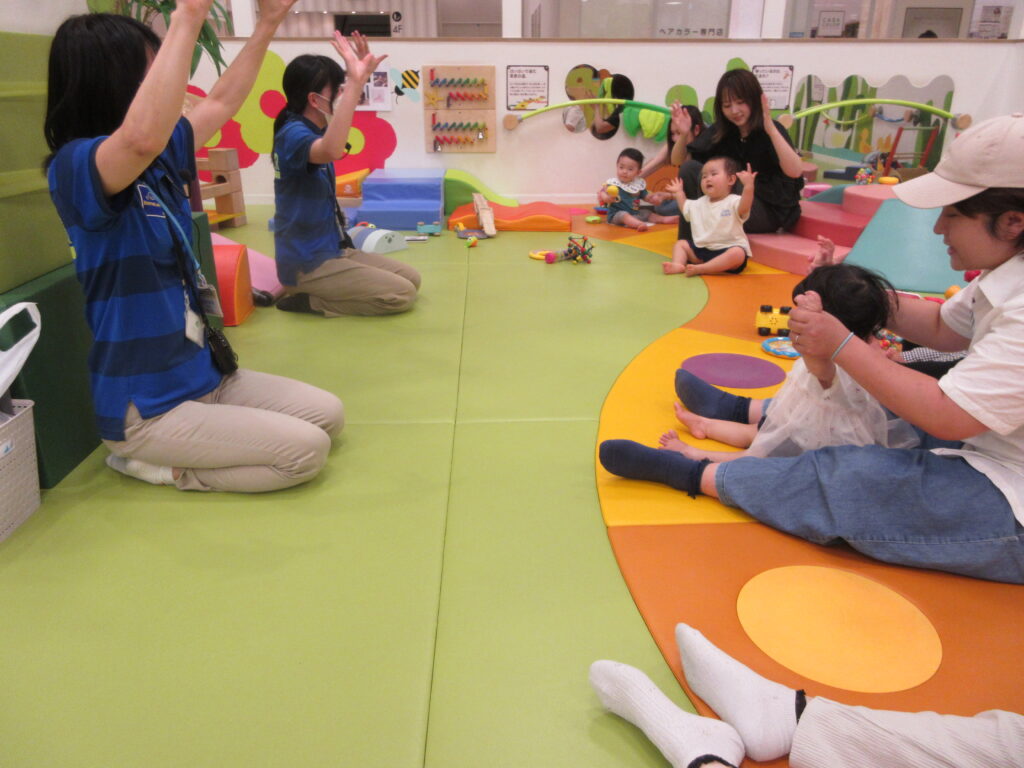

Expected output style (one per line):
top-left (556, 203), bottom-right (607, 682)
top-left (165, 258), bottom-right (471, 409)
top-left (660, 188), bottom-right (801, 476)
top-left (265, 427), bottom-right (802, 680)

top-left (675, 369), bottom-right (751, 424)
top-left (599, 440), bottom-right (709, 497)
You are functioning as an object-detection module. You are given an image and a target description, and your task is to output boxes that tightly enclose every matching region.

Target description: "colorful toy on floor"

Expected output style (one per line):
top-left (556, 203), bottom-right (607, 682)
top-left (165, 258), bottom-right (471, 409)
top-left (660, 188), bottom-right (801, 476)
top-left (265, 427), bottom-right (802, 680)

top-left (456, 228), bottom-right (488, 239)
top-left (875, 329), bottom-right (903, 353)
top-left (539, 234), bottom-right (594, 264)
top-left (761, 336), bottom-right (799, 358)
top-left (755, 304), bottom-right (791, 337)
top-left (854, 167), bottom-right (875, 185)
top-left (585, 215), bottom-right (602, 223)
top-left (465, 236), bottom-right (479, 248)
top-left (416, 221), bottom-right (442, 235)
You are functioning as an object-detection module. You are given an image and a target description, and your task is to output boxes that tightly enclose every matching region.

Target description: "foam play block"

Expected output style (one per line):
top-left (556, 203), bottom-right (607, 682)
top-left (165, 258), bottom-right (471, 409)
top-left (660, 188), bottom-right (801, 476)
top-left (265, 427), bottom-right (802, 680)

top-left (443, 169), bottom-right (519, 215)
top-left (448, 201), bottom-right (571, 232)
top-left (0, 263), bottom-right (99, 488)
top-left (351, 168), bottom-right (445, 230)
top-left (748, 232), bottom-right (851, 276)
top-left (845, 199), bottom-right (964, 294)
top-left (209, 233), bottom-right (283, 300)
top-left (792, 200), bottom-right (870, 248)
top-left (841, 183), bottom-right (896, 218)
top-left (212, 243), bottom-right (254, 327)
top-left (336, 168), bottom-right (370, 198)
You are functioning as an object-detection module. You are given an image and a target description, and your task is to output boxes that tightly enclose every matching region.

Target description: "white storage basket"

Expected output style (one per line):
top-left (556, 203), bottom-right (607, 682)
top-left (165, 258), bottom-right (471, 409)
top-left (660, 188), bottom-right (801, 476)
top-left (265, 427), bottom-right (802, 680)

top-left (0, 400), bottom-right (41, 542)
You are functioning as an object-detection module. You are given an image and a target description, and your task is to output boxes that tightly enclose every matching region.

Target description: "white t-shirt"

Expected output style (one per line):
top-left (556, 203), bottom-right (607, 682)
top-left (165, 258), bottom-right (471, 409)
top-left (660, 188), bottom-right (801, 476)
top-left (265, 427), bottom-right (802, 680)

top-left (748, 359), bottom-right (918, 458)
top-left (682, 194), bottom-right (751, 254)
top-left (934, 252), bottom-right (1024, 525)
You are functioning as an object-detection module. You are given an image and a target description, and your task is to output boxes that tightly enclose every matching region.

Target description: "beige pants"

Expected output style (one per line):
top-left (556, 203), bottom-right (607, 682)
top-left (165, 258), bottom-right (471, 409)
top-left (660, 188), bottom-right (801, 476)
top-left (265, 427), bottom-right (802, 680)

top-left (791, 697), bottom-right (1024, 768)
top-left (295, 249), bottom-right (421, 317)
top-left (104, 369), bottom-right (344, 493)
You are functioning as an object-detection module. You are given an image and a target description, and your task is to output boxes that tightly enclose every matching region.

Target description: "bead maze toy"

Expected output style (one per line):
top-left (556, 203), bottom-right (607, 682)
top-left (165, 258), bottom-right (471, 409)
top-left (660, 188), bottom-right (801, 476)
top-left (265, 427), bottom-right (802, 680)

top-left (529, 234), bottom-right (594, 265)
top-left (424, 66), bottom-right (496, 154)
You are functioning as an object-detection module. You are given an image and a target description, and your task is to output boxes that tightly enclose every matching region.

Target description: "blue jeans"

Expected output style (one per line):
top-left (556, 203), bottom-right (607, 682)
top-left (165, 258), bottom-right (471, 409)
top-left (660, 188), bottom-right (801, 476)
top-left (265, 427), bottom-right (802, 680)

top-left (716, 430), bottom-right (1024, 583)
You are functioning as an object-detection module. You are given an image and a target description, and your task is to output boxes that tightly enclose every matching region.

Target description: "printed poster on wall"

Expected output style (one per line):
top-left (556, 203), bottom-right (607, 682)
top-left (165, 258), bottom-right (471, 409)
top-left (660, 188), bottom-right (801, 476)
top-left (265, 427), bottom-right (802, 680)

top-left (506, 65), bottom-right (549, 111)
top-left (752, 65), bottom-right (794, 111)
top-left (357, 70), bottom-right (393, 111)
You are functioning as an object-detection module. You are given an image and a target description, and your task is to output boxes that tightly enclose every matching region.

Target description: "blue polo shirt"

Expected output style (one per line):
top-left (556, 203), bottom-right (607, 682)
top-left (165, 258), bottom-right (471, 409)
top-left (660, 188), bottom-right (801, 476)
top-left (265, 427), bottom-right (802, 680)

top-left (48, 118), bottom-right (222, 441)
top-left (272, 116), bottom-right (350, 286)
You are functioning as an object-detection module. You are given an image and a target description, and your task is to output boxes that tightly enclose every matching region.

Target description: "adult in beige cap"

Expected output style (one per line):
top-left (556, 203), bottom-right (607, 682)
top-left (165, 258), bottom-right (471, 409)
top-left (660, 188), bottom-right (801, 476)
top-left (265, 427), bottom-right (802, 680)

top-left (600, 114), bottom-right (1024, 583)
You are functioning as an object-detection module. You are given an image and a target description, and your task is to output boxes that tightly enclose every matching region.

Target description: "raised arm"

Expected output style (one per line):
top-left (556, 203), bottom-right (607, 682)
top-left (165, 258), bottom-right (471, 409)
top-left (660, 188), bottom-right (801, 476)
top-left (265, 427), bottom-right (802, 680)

top-left (735, 163), bottom-right (757, 220)
top-left (93, 0), bottom-right (212, 196)
top-left (640, 144), bottom-right (669, 178)
top-left (669, 102), bottom-right (694, 166)
top-left (187, 0), bottom-right (298, 148)
top-left (760, 94), bottom-right (804, 179)
top-left (789, 291), bottom-right (984, 440)
top-left (307, 31), bottom-right (387, 165)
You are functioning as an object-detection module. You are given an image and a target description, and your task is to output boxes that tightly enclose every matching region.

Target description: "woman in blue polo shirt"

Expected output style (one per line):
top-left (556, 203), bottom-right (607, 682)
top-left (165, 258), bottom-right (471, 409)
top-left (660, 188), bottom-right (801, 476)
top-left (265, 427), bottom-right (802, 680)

top-left (45, 1), bottom-right (343, 493)
top-left (272, 34), bottom-right (421, 317)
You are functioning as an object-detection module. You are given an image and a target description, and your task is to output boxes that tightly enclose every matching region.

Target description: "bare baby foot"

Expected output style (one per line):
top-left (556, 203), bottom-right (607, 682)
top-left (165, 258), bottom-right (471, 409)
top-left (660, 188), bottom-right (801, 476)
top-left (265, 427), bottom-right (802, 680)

top-left (663, 262), bottom-right (687, 275)
top-left (673, 401), bottom-right (708, 439)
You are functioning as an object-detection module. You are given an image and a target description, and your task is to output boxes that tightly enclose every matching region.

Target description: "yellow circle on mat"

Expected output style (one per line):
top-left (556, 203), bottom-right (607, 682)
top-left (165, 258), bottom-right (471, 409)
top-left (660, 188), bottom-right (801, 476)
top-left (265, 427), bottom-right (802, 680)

top-left (736, 566), bottom-right (941, 693)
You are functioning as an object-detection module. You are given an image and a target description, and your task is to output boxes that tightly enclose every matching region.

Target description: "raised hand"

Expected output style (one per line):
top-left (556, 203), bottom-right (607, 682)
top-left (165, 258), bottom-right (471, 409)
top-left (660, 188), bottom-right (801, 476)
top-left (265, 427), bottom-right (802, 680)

top-left (331, 30), bottom-right (388, 90)
top-left (257, 0), bottom-right (299, 24)
top-left (670, 101), bottom-right (693, 137)
top-left (665, 177), bottom-right (684, 196)
top-left (735, 163), bottom-right (757, 189)
top-left (761, 93), bottom-right (776, 133)
top-left (175, 0), bottom-right (216, 22)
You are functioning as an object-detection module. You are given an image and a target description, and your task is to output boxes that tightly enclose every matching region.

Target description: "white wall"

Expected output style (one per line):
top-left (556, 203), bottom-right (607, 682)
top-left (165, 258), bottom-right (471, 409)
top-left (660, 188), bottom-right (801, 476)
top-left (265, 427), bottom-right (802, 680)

top-left (194, 38), bottom-right (1024, 204)
top-left (0, 0), bottom-right (85, 35)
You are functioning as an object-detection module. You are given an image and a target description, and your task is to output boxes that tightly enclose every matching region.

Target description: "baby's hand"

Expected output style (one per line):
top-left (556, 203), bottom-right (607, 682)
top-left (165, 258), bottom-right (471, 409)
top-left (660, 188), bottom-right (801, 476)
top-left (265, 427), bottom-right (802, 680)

top-left (665, 177), bottom-right (683, 196)
top-left (735, 163), bottom-right (757, 188)
top-left (809, 236), bottom-right (839, 267)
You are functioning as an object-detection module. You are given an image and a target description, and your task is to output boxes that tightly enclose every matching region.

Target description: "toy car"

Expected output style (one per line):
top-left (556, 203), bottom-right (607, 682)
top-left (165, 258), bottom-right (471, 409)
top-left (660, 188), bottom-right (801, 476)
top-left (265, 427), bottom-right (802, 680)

top-left (416, 221), bottom-right (442, 236)
top-left (755, 304), bottom-right (792, 337)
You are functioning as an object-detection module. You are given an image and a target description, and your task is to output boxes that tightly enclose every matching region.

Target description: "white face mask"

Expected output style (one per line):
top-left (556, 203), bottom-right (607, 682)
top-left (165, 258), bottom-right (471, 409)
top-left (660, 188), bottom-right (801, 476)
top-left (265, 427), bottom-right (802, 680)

top-left (311, 92), bottom-right (334, 124)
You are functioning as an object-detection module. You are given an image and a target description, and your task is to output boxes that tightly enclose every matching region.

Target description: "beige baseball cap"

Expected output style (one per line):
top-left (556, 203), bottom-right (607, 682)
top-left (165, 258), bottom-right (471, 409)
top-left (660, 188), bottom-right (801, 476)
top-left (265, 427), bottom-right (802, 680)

top-left (893, 112), bottom-right (1024, 208)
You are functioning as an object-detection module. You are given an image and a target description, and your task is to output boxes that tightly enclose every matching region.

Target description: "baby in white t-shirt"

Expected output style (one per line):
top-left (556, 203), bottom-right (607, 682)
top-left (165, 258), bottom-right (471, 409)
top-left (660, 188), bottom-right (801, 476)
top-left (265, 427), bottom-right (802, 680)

top-left (663, 156), bottom-right (754, 276)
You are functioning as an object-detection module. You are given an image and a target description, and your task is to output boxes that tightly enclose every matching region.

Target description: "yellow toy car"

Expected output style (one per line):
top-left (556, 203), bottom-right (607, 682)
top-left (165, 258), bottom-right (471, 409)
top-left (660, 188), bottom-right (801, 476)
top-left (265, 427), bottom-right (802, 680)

top-left (755, 304), bottom-right (792, 337)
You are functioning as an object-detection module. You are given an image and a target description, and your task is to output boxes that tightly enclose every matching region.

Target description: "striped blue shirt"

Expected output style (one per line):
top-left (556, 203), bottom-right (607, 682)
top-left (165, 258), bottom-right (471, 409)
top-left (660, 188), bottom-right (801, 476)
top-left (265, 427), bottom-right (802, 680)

top-left (47, 118), bottom-right (222, 441)
top-left (272, 116), bottom-right (349, 286)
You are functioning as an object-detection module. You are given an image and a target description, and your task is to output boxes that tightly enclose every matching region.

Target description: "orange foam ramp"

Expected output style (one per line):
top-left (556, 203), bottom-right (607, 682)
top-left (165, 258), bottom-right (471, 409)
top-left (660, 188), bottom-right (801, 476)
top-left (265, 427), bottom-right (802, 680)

top-left (448, 201), bottom-right (571, 232)
top-left (212, 242), bottom-right (254, 326)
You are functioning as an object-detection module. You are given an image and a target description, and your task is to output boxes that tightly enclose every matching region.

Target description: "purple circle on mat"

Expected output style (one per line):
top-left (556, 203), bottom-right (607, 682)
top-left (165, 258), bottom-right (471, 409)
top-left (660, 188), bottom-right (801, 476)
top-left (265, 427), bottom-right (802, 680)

top-left (680, 353), bottom-right (785, 388)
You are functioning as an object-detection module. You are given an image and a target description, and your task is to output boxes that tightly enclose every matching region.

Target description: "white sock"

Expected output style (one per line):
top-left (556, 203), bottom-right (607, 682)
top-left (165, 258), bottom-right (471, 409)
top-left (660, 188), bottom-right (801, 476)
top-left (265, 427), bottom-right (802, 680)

top-left (675, 623), bottom-right (797, 762)
top-left (589, 660), bottom-right (745, 768)
top-left (106, 455), bottom-right (176, 486)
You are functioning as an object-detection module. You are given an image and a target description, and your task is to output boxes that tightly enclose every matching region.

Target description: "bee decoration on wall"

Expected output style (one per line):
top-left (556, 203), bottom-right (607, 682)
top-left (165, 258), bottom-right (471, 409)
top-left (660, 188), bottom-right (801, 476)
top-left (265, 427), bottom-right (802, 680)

top-left (392, 68), bottom-right (421, 102)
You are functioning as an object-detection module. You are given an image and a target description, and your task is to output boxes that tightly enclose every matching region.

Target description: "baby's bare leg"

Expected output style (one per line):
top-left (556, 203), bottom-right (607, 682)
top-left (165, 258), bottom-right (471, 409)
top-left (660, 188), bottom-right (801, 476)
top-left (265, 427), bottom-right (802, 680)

top-left (684, 246), bottom-right (746, 276)
top-left (659, 431), bottom-right (746, 463)
top-left (674, 401), bottom-right (757, 447)
top-left (647, 212), bottom-right (679, 225)
top-left (617, 212), bottom-right (650, 232)
top-left (664, 240), bottom-right (694, 274)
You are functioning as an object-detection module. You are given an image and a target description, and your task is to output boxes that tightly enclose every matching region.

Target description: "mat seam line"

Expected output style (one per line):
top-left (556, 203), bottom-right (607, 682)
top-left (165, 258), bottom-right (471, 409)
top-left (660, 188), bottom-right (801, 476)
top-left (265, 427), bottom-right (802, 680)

top-left (420, 254), bottom-right (470, 768)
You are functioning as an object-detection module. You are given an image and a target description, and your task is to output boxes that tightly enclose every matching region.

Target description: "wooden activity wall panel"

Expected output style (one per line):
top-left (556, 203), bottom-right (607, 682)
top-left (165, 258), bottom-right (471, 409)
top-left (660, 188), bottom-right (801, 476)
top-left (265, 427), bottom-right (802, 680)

top-left (423, 65), bottom-right (496, 154)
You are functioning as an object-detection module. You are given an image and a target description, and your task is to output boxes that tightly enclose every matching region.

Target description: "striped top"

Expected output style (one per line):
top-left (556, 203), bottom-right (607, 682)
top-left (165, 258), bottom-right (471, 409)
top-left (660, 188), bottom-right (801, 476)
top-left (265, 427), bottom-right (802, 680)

top-left (47, 118), bottom-right (221, 441)
top-left (272, 115), bottom-right (350, 286)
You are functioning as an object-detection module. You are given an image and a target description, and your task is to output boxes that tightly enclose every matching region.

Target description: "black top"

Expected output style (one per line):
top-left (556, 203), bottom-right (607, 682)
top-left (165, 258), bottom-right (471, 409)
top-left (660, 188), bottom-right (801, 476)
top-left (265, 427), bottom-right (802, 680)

top-left (687, 120), bottom-right (803, 218)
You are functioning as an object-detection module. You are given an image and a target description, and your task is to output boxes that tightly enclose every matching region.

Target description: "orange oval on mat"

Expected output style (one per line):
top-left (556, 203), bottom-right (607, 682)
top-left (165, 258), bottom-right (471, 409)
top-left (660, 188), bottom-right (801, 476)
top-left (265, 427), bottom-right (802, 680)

top-left (737, 566), bottom-right (942, 693)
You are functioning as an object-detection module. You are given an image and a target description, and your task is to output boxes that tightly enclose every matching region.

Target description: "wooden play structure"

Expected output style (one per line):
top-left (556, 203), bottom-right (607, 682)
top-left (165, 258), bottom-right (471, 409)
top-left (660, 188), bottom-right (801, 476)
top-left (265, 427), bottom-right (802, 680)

top-left (197, 148), bottom-right (246, 229)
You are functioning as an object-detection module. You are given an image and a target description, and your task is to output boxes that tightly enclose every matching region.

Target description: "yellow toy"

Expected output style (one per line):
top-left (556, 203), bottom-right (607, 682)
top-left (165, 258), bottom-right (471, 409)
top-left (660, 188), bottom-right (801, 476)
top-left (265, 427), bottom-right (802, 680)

top-left (755, 304), bottom-right (792, 337)
top-left (605, 185), bottom-right (620, 201)
top-left (945, 284), bottom-right (961, 299)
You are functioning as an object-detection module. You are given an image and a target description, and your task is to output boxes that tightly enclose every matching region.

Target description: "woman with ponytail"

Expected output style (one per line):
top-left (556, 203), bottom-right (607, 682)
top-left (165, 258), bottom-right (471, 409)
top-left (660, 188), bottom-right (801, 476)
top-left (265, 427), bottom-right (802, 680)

top-left (272, 33), bottom-right (420, 317)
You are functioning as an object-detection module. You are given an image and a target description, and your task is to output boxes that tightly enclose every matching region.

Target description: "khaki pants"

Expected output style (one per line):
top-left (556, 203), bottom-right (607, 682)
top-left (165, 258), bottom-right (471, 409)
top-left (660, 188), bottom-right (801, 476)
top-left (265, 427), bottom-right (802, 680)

top-left (104, 369), bottom-right (344, 493)
top-left (295, 249), bottom-right (421, 317)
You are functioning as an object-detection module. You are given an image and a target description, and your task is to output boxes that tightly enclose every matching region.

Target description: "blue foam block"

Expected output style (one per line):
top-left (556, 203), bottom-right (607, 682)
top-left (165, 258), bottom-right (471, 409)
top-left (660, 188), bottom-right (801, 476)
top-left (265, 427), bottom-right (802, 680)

top-left (845, 199), bottom-right (964, 293)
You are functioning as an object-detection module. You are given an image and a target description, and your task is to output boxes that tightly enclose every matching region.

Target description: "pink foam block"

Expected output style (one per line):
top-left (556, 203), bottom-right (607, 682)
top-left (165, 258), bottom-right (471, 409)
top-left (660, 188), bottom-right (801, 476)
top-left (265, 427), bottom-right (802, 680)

top-left (210, 233), bottom-right (284, 299)
top-left (792, 200), bottom-right (871, 248)
top-left (842, 184), bottom-right (896, 218)
top-left (748, 232), bottom-right (852, 276)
